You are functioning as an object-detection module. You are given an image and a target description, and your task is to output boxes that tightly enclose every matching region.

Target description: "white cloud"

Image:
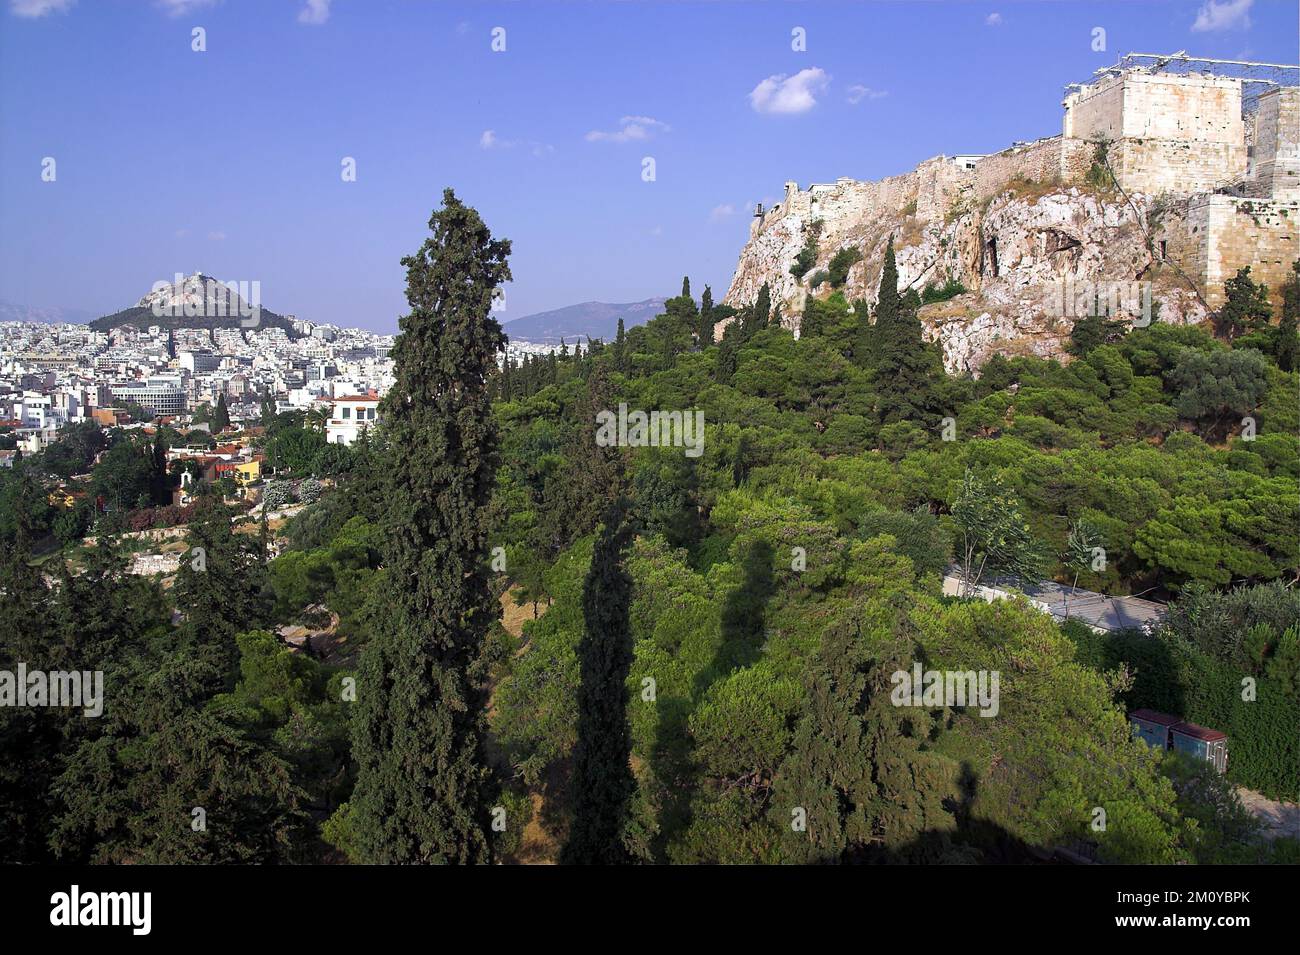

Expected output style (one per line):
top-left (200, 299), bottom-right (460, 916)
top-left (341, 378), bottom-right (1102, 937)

top-left (846, 84), bottom-right (888, 105)
top-left (480, 129), bottom-right (552, 157)
top-left (155, 0), bottom-right (218, 16)
top-left (1192, 0), bottom-right (1253, 32)
top-left (985, 12), bottom-right (1003, 26)
top-left (174, 229), bottom-right (189, 238)
top-left (749, 68), bottom-right (829, 115)
top-left (207, 231), bottom-right (226, 241)
top-left (298, 0), bottom-right (329, 25)
top-left (709, 204), bottom-right (736, 222)
top-left (9, 0), bottom-right (74, 17)
top-left (585, 115), bottom-right (670, 144)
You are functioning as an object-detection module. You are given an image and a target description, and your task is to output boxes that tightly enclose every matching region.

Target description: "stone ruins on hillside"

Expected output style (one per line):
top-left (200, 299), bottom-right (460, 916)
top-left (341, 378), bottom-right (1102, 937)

top-left (723, 53), bottom-right (1299, 373)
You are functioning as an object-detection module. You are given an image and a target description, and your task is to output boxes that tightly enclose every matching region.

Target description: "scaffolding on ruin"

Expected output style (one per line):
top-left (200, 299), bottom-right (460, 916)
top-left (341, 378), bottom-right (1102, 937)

top-left (1065, 51), bottom-right (1300, 114)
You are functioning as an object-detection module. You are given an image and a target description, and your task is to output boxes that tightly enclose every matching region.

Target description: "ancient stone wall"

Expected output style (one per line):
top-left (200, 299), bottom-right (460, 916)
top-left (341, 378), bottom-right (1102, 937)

top-left (1159, 195), bottom-right (1298, 308)
top-left (1064, 71), bottom-right (1248, 195)
top-left (970, 136), bottom-right (1098, 198)
top-left (1248, 87), bottom-right (1300, 200)
top-left (1118, 72), bottom-right (1242, 143)
top-left (1063, 73), bottom-right (1126, 140)
top-left (1112, 137), bottom-right (1247, 195)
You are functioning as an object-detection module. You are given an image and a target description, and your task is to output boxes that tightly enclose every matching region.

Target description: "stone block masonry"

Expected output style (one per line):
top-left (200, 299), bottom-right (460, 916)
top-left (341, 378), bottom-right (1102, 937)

top-left (1249, 88), bottom-right (1300, 201)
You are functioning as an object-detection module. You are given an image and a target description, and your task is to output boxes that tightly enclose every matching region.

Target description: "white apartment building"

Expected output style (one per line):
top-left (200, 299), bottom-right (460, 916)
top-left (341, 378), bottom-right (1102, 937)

top-left (326, 393), bottom-right (380, 445)
top-left (111, 381), bottom-right (187, 416)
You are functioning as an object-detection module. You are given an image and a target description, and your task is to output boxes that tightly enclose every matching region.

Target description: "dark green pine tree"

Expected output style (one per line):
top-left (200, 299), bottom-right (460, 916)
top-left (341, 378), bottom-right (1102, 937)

top-left (697, 286), bottom-right (714, 347)
top-left (681, 276), bottom-right (691, 299)
top-left (771, 625), bottom-right (955, 863)
top-left (1214, 266), bottom-right (1271, 341)
top-left (542, 362), bottom-right (625, 553)
top-left (172, 500), bottom-right (270, 683)
top-left (1276, 259), bottom-right (1299, 373)
top-left (799, 296), bottom-right (823, 339)
top-left (753, 282), bottom-right (771, 332)
top-left (213, 393), bottom-right (231, 433)
top-left (561, 503), bottom-right (637, 864)
top-left (351, 189), bottom-right (509, 864)
top-left (149, 429), bottom-right (170, 506)
top-left (852, 297), bottom-right (873, 369)
top-left (0, 526), bottom-right (60, 863)
top-left (716, 320), bottom-right (741, 383)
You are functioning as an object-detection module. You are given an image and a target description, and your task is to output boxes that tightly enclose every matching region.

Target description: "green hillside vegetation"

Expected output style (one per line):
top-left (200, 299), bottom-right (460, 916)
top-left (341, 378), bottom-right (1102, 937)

top-left (2, 197), bottom-right (1296, 865)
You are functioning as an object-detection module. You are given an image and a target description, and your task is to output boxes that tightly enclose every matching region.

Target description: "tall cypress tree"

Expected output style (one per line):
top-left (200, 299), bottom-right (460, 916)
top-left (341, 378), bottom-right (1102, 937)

top-left (561, 503), bottom-right (636, 864)
top-left (1276, 260), bottom-right (1299, 373)
top-left (697, 286), bottom-right (714, 346)
top-left (213, 393), bottom-right (230, 433)
top-left (873, 237), bottom-right (939, 425)
top-left (614, 318), bottom-right (627, 372)
top-left (874, 236), bottom-right (900, 331)
top-left (753, 282), bottom-right (771, 332)
top-left (351, 189), bottom-right (510, 864)
top-left (716, 320), bottom-right (741, 383)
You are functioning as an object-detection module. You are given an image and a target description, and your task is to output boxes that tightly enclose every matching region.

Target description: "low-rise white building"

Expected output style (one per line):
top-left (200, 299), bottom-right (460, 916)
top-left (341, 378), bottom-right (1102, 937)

top-left (326, 393), bottom-right (380, 445)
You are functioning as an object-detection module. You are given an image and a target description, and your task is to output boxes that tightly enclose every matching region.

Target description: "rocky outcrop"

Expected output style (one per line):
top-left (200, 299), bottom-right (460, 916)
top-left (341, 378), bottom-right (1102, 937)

top-left (724, 180), bottom-right (1210, 374)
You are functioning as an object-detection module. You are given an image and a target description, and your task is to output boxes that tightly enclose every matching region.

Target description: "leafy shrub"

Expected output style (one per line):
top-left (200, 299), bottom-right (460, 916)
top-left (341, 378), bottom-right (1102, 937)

top-left (789, 220), bottom-right (822, 280)
top-left (263, 481), bottom-right (295, 510)
top-left (826, 247), bottom-right (863, 288)
top-left (298, 478), bottom-right (323, 504)
top-left (920, 278), bottom-right (968, 305)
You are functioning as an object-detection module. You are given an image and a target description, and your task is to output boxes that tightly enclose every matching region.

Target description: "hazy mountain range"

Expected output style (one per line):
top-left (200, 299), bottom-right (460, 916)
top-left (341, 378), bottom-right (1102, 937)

top-left (0, 300), bottom-right (96, 325)
top-left (502, 297), bottom-right (667, 344)
top-left (4, 284), bottom-right (668, 345)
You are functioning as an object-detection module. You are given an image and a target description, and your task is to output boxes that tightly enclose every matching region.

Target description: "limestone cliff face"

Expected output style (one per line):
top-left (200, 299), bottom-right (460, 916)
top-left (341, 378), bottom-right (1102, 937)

top-left (723, 175), bottom-right (1209, 374)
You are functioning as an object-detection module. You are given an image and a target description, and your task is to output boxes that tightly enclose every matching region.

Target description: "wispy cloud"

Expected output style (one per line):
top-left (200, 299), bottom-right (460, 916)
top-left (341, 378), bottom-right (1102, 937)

top-left (985, 12), bottom-right (1003, 27)
top-left (846, 84), bottom-right (888, 105)
top-left (585, 115), bottom-right (670, 144)
top-left (709, 204), bottom-right (736, 222)
top-left (1191, 0), bottom-right (1253, 32)
top-left (207, 231), bottom-right (226, 241)
top-left (156, 0), bottom-right (219, 15)
top-left (155, 0), bottom-right (218, 16)
top-left (9, 0), bottom-right (74, 16)
top-left (298, 0), bottom-right (329, 26)
top-left (749, 68), bottom-right (829, 115)
top-left (480, 129), bottom-right (553, 157)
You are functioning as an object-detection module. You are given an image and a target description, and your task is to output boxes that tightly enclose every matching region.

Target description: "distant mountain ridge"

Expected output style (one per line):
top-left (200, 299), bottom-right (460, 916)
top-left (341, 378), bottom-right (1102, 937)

top-left (0, 300), bottom-right (96, 325)
top-left (502, 297), bottom-right (667, 344)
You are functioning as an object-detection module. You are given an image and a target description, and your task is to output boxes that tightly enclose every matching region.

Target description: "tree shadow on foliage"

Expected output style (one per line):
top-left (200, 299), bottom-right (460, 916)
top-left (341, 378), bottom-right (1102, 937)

top-left (647, 538), bottom-right (777, 861)
top-left (850, 762), bottom-right (1049, 865)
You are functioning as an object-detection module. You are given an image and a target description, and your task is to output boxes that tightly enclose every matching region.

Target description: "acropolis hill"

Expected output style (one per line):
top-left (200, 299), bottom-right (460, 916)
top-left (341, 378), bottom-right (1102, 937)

top-left (723, 53), bottom-right (1299, 373)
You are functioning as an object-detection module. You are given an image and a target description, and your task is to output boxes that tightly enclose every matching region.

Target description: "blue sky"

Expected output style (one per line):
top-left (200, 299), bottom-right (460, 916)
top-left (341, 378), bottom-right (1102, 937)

top-left (1, 0), bottom-right (1294, 332)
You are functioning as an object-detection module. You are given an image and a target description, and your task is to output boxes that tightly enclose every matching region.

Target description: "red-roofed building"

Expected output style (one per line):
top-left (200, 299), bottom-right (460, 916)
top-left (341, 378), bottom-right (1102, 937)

top-left (327, 392), bottom-right (381, 446)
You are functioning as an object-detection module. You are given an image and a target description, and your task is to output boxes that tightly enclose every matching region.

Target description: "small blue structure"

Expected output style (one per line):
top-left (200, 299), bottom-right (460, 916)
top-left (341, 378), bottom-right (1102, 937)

top-left (1129, 708), bottom-right (1228, 774)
